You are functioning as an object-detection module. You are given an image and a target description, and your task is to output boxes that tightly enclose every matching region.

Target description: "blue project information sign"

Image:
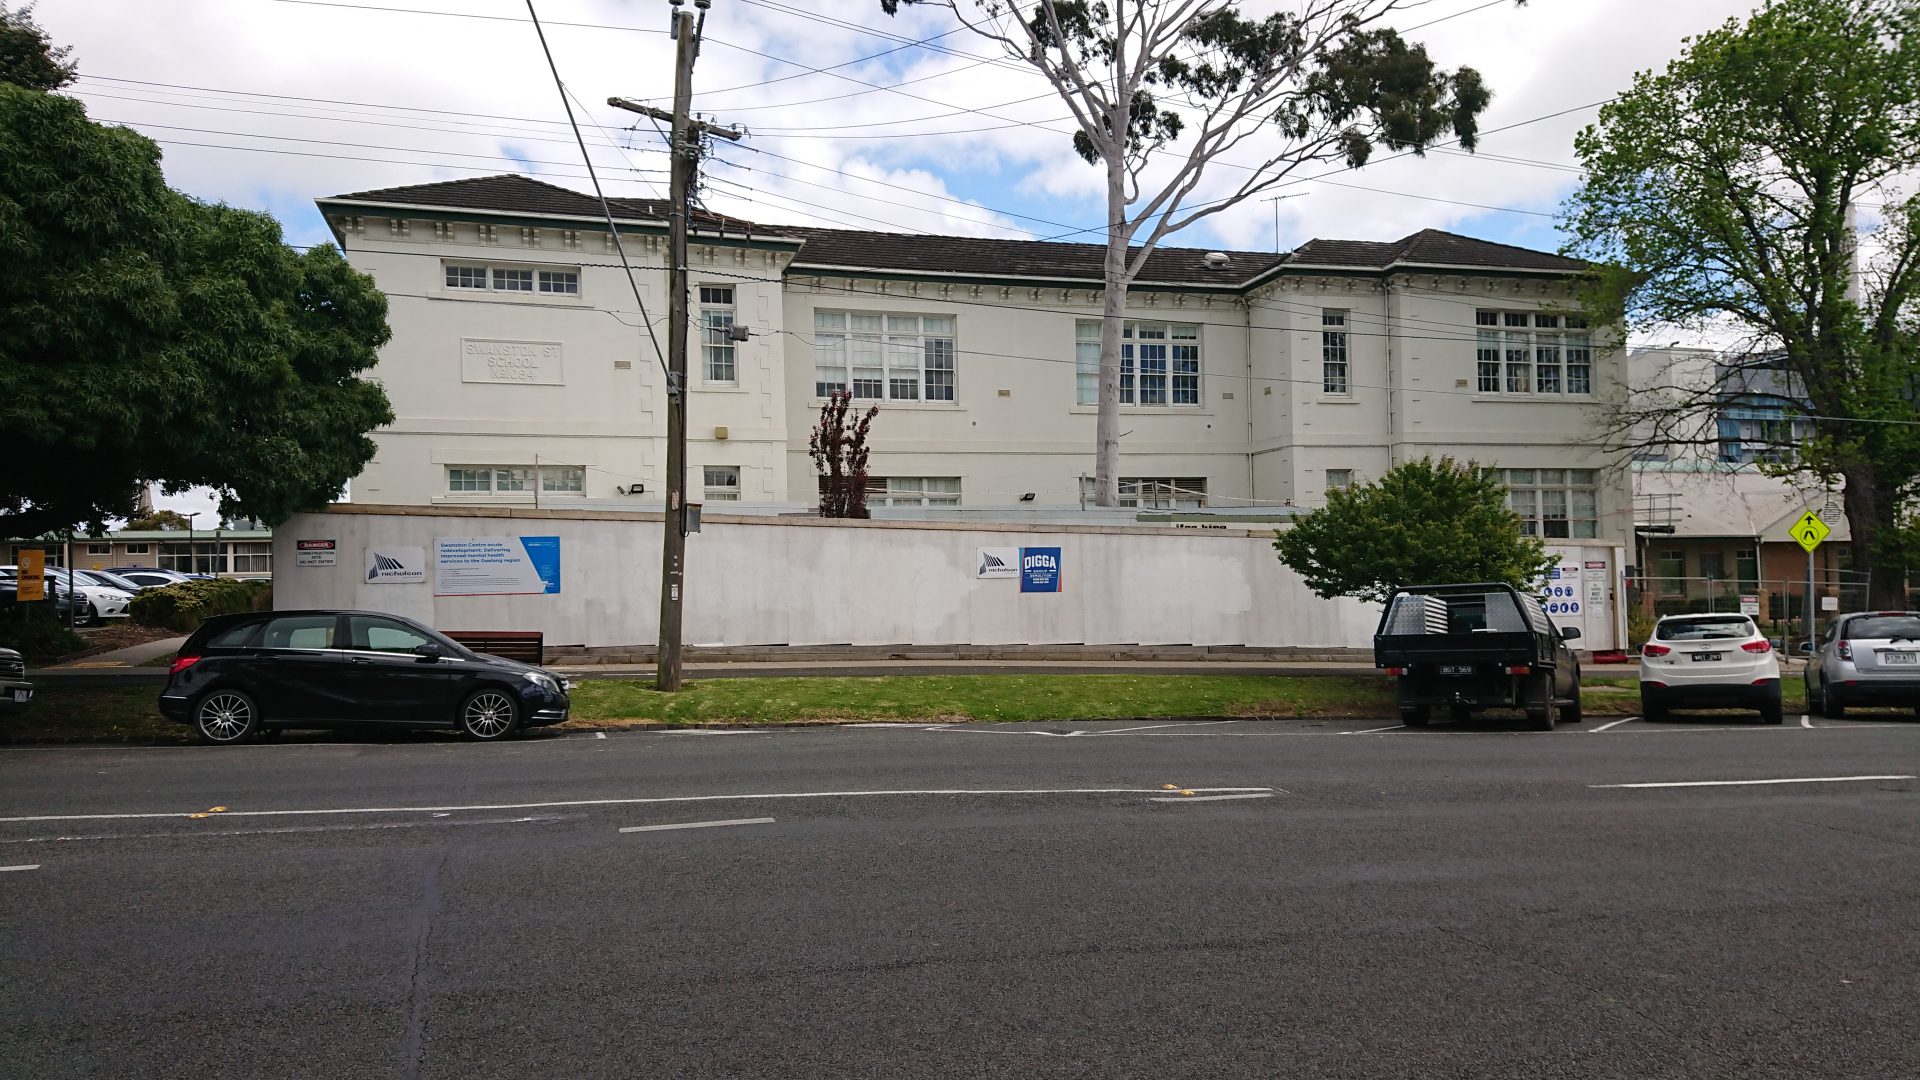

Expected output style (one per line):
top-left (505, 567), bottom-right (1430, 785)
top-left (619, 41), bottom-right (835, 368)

top-left (1020, 546), bottom-right (1062, 593)
top-left (435, 535), bottom-right (561, 596)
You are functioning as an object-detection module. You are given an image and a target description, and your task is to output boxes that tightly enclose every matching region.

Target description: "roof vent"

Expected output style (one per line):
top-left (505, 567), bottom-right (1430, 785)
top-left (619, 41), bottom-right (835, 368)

top-left (1203, 252), bottom-right (1231, 268)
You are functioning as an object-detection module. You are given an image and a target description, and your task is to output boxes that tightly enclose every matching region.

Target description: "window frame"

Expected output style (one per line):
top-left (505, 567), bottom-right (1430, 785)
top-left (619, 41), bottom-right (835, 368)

top-left (813, 311), bottom-right (957, 403)
top-left (851, 475), bottom-right (962, 508)
top-left (1073, 319), bottom-right (1203, 407)
top-left (441, 260), bottom-right (582, 299)
top-left (1493, 467), bottom-right (1600, 539)
top-left (703, 465), bottom-right (741, 502)
top-left (1321, 311), bottom-right (1350, 396)
top-left (445, 465), bottom-right (584, 497)
top-left (1475, 310), bottom-right (1594, 398)
top-left (700, 285), bottom-right (737, 384)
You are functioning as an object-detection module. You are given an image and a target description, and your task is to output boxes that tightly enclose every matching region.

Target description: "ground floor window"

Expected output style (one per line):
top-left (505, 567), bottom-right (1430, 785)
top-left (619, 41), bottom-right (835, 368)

top-left (159, 542), bottom-right (223, 575)
top-left (703, 466), bottom-right (740, 502)
top-left (1081, 477), bottom-right (1209, 509)
top-left (229, 542), bottom-right (272, 574)
top-left (1493, 468), bottom-right (1598, 538)
top-left (829, 476), bottom-right (961, 507)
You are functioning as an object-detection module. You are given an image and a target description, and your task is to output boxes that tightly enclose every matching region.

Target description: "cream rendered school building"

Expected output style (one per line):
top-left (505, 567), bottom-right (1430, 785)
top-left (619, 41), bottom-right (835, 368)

top-left (315, 175), bottom-right (1627, 547)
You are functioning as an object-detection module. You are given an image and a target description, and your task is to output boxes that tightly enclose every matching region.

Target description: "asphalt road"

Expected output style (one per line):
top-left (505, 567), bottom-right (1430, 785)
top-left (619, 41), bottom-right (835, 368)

top-left (1, 711), bottom-right (1915, 1079)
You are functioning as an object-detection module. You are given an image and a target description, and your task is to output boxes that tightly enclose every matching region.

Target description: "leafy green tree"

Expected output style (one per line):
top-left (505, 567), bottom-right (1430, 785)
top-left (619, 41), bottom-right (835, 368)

top-left (1275, 458), bottom-right (1556, 604)
top-left (0, 84), bottom-right (393, 538)
top-left (879, 0), bottom-right (1507, 505)
top-left (1563, 0), bottom-right (1920, 608)
top-left (0, 3), bottom-right (73, 92)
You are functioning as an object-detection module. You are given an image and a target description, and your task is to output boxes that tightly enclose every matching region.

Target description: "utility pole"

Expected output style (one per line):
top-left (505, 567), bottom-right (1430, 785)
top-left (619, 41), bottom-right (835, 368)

top-left (610, 0), bottom-right (741, 691)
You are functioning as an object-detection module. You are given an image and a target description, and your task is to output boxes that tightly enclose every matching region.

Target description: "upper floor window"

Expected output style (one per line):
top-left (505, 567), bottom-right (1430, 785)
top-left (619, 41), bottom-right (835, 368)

top-left (700, 286), bottom-right (737, 383)
top-left (1321, 311), bottom-right (1350, 396)
top-left (1475, 311), bottom-right (1591, 396)
top-left (1494, 467), bottom-right (1598, 539)
top-left (813, 311), bottom-right (956, 402)
top-left (446, 465), bottom-right (582, 495)
top-left (1326, 468), bottom-right (1353, 491)
top-left (442, 261), bottom-right (580, 297)
top-left (1077, 320), bottom-right (1201, 406)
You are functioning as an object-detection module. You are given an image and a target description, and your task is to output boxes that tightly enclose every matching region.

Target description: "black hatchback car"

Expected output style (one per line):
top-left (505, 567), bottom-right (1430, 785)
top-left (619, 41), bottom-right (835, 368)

top-left (160, 610), bottom-right (570, 744)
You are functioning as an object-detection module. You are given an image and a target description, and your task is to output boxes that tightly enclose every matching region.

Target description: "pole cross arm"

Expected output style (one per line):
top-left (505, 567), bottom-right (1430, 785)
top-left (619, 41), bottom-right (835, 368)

top-left (608, 97), bottom-right (744, 141)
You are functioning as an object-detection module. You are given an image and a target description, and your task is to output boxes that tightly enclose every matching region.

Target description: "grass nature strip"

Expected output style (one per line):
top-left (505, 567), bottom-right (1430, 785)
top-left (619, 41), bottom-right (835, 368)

top-left (0, 673), bottom-right (1674, 742)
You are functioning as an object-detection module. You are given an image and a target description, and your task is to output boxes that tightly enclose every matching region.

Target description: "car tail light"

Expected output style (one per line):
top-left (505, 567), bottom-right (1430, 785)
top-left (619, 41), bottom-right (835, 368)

top-left (1383, 666), bottom-right (1407, 676)
top-left (1505, 665), bottom-right (1531, 675)
top-left (168, 655), bottom-right (201, 675)
top-left (1641, 644), bottom-right (1671, 657)
top-left (1837, 641), bottom-right (1852, 660)
top-left (1741, 640), bottom-right (1772, 654)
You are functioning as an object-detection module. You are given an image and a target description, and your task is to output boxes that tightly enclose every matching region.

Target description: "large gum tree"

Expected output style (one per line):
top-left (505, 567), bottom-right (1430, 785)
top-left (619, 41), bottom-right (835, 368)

top-left (881, 0), bottom-right (1501, 505)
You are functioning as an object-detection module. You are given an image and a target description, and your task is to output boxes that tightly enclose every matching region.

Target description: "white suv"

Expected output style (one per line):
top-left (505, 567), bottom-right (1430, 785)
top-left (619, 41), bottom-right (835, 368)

top-left (1639, 613), bottom-right (1783, 724)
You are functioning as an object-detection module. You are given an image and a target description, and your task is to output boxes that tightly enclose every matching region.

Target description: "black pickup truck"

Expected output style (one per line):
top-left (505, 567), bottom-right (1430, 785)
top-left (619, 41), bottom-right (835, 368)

top-left (1373, 582), bottom-right (1582, 731)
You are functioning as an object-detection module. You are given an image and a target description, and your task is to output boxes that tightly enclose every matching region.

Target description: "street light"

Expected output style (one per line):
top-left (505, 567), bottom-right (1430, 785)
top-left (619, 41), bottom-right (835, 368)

top-left (185, 512), bottom-right (202, 576)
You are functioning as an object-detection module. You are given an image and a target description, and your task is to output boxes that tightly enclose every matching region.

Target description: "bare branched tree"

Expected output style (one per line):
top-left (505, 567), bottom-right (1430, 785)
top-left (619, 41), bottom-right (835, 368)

top-left (881, 0), bottom-right (1503, 504)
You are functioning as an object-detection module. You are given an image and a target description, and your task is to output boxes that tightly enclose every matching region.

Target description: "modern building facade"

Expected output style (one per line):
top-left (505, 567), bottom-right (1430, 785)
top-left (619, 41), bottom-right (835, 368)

top-left (315, 175), bottom-right (1631, 547)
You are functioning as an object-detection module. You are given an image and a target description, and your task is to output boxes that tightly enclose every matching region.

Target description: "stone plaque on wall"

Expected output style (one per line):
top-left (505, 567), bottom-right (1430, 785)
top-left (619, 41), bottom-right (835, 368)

top-left (461, 338), bottom-right (564, 385)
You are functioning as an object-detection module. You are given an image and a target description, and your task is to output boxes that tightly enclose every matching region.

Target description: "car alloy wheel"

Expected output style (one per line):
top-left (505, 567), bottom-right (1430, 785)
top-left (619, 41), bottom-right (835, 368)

top-left (461, 689), bottom-right (520, 740)
top-left (195, 691), bottom-right (259, 744)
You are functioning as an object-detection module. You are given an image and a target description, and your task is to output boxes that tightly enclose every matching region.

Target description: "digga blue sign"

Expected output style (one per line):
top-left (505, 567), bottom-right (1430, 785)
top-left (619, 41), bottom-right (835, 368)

top-left (1020, 546), bottom-right (1063, 593)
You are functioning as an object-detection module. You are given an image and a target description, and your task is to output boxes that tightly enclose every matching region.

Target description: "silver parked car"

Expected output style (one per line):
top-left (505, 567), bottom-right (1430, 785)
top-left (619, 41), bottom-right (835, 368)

top-left (1805, 610), bottom-right (1920, 717)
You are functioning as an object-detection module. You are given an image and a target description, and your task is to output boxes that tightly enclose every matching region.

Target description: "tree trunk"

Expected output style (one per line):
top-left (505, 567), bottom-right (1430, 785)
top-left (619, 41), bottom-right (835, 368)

top-left (1842, 465), bottom-right (1906, 610)
top-left (1094, 153), bottom-right (1130, 508)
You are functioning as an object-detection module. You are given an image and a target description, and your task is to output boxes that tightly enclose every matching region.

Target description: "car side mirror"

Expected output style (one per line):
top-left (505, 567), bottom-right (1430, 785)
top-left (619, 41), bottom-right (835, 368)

top-left (1797, 642), bottom-right (1814, 654)
top-left (413, 642), bottom-right (443, 662)
top-left (1559, 626), bottom-right (1581, 641)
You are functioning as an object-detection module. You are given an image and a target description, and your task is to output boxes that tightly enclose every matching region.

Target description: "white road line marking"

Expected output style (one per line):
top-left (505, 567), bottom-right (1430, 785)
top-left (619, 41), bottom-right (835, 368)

top-left (1592, 717), bottom-right (1637, 733)
top-left (595, 732), bottom-right (607, 739)
top-left (1801, 715), bottom-right (1814, 728)
top-left (1591, 775), bottom-right (1915, 790)
top-left (619, 817), bottom-right (775, 834)
top-left (1086, 721), bottom-right (1237, 736)
top-left (1343, 724), bottom-right (1407, 735)
top-left (0, 787), bottom-right (1277, 825)
top-left (0, 864), bottom-right (40, 872)
top-left (1, 815), bottom-right (563, 845)
top-left (1148, 793), bottom-right (1274, 803)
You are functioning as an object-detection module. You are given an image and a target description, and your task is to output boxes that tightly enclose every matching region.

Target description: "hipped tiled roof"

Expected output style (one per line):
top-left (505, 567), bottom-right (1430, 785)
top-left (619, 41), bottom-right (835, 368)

top-left (321, 174), bottom-right (1586, 286)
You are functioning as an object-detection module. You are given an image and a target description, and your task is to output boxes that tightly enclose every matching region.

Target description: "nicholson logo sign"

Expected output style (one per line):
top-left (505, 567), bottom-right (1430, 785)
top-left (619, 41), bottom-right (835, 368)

top-left (365, 546), bottom-right (427, 584)
top-left (976, 547), bottom-right (1018, 579)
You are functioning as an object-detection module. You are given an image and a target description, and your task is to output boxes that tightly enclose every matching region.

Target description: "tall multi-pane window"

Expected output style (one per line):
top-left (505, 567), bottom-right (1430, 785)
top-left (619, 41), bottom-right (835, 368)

top-left (1736, 548), bottom-right (1760, 589)
top-left (1492, 468), bottom-right (1599, 538)
top-left (1075, 321), bottom-right (1101, 405)
top-left (700, 286), bottom-right (736, 383)
top-left (1478, 311), bottom-right (1592, 396)
top-left (703, 466), bottom-right (740, 502)
top-left (1321, 310), bottom-right (1350, 395)
top-left (813, 312), bottom-right (956, 402)
top-left (1074, 321), bottom-right (1200, 406)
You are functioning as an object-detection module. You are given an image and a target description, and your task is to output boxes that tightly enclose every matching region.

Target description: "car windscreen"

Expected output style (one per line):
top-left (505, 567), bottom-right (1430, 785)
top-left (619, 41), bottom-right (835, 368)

top-left (1844, 615), bottom-right (1920, 641)
top-left (90, 571), bottom-right (143, 591)
top-left (1656, 617), bottom-right (1754, 641)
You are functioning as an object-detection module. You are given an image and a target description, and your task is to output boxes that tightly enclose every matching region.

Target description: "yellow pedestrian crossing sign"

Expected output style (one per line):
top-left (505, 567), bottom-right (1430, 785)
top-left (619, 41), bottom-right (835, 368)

top-left (1792, 510), bottom-right (1830, 553)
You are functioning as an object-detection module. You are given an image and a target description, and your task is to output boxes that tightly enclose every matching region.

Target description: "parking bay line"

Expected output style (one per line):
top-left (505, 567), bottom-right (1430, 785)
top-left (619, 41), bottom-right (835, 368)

top-left (620, 817), bottom-right (775, 834)
top-left (1342, 724), bottom-right (1406, 735)
top-left (1591, 775), bottom-right (1914, 790)
top-left (1592, 717), bottom-right (1637, 733)
top-left (1148, 793), bottom-right (1274, 803)
top-left (0, 864), bottom-right (39, 872)
top-left (0, 787), bottom-right (1277, 825)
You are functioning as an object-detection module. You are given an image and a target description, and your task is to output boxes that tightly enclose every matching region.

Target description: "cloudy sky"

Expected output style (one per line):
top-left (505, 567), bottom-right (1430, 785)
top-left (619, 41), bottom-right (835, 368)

top-left (33, 0), bottom-right (1767, 518)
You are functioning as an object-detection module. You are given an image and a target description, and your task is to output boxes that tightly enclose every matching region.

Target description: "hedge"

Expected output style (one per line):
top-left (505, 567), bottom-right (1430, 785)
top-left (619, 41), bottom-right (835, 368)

top-left (0, 603), bottom-right (86, 664)
top-left (127, 579), bottom-right (273, 633)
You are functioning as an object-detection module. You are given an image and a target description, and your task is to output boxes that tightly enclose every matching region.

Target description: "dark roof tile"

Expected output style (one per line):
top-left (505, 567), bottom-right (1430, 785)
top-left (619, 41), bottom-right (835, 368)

top-left (780, 226), bottom-right (1283, 286)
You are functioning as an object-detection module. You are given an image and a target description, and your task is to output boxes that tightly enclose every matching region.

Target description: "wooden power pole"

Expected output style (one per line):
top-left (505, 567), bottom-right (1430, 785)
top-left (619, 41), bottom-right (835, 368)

top-left (610, 0), bottom-right (740, 691)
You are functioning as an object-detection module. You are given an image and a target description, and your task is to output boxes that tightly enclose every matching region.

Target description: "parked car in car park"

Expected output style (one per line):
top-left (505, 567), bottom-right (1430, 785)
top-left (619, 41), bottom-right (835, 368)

top-left (1374, 582), bottom-right (1582, 730)
top-left (0, 566), bottom-right (133, 625)
top-left (1804, 610), bottom-right (1920, 717)
top-left (1639, 613), bottom-right (1782, 723)
top-left (159, 609), bottom-right (571, 744)
top-left (74, 568), bottom-right (162, 592)
top-left (0, 647), bottom-right (31, 713)
top-left (103, 567), bottom-right (198, 588)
